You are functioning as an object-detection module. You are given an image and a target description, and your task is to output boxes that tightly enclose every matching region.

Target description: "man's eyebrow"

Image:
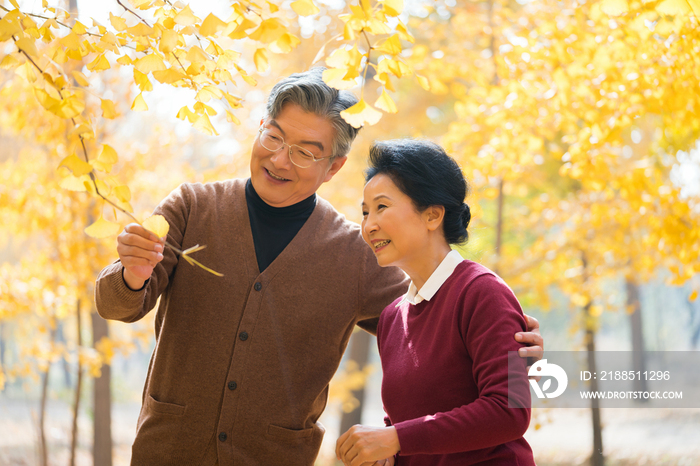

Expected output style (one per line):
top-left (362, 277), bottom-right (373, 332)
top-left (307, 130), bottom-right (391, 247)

top-left (268, 120), bottom-right (325, 153)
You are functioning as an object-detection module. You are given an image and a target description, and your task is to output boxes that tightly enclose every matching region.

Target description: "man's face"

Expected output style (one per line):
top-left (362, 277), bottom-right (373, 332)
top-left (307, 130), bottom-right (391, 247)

top-left (250, 103), bottom-right (347, 207)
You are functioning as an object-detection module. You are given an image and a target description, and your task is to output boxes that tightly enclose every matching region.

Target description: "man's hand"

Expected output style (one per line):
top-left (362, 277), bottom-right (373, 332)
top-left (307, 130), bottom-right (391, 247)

top-left (516, 314), bottom-right (544, 378)
top-left (336, 425), bottom-right (400, 466)
top-left (117, 223), bottom-right (165, 290)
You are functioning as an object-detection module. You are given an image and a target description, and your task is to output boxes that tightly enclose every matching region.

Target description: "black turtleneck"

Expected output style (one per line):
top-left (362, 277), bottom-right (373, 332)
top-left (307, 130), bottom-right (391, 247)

top-left (245, 179), bottom-right (317, 273)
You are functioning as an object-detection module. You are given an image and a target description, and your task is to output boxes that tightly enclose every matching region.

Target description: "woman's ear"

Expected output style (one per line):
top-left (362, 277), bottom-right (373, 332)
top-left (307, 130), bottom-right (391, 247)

top-left (423, 205), bottom-right (445, 231)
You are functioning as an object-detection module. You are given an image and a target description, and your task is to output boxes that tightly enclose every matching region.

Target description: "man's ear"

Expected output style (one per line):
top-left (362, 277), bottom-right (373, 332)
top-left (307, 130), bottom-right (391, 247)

top-left (323, 156), bottom-right (348, 183)
top-left (423, 205), bottom-right (446, 232)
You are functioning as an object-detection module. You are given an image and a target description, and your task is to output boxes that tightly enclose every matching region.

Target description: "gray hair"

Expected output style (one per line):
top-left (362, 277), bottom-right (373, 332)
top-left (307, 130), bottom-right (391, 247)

top-left (266, 68), bottom-right (360, 160)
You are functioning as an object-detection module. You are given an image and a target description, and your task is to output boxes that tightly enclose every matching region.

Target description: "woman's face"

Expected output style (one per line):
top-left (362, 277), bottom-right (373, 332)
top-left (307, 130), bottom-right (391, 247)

top-left (361, 174), bottom-right (431, 269)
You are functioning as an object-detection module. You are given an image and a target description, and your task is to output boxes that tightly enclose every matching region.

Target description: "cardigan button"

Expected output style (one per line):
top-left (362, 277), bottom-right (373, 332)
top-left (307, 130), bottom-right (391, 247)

top-left (219, 432), bottom-right (227, 442)
top-left (254, 282), bottom-right (262, 291)
top-left (228, 381), bottom-right (237, 391)
top-left (239, 331), bottom-right (249, 341)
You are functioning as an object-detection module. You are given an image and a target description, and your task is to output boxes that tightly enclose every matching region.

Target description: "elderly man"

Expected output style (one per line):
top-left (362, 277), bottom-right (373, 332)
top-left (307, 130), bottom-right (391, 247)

top-left (95, 68), bottom-right (543, 466)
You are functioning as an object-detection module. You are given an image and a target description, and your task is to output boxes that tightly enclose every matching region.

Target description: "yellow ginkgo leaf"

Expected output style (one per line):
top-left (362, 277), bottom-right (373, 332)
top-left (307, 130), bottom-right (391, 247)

top-left (60, 174), bottom-right (88, 192)
top-left (87, 54), bottom-right (110, 71)
top-left (254, 48), bottom-right (269, 72)
top-left (15, 37), bottom-right (38, 57)
top-left (114, 185), bottom-right (131, 203)
top-left (340, 99), bottom-right (382, 128)
top-left (142, 214), bottom-right (170, 238)
top-left (291, 0), bottom-right (320, 16)
top-left (195, 85), bottom-right (223, 103)
top-left (71, 70), bottom-right (90, 86)
top-left (193, 113), bottom-right (219, 136)
top-left (101, 99), bottom-right (118, 119)
top-left (159, 28), bottom-right (179, 53)
top-left (85, 216), bottom-right (121, 239)
top-left (381, 0), bottom-right (403, 16)
top-left (375, 89), bottom-right (397, 113)
top-left (152, 68), bottom-right (187, 84)
top-left (132, 92), bottom-right (148, 111)
top-left (199, 13), bottom-right (227, 36)
top-left (690, 290), bottom-right (698, 302)
top-left (174, 5), bottom-right (199, 26)
top-left (376, 34), bottom-right (402, 56)
top-left (133, 69), bottom-right (153, 92)
top-left (134, 53), bottom-right (166, 74)
top-left (0, 54), bottom-right (20, 69)
top-left (109, 13), bottom-right (127, 32)
top-left (72, 20), bottom-right (87, 35)
top-left (59, 154), bottom-right (93, 176)
top-left (416, 74), bottom-right (431, 91)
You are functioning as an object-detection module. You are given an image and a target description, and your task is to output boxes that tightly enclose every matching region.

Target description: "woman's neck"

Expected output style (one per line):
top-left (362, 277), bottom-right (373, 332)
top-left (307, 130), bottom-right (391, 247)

top-left (401, 240), bottom-right (453, 291)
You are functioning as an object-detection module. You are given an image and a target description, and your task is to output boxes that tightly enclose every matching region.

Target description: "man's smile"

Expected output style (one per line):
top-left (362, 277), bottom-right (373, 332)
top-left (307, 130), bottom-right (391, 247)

top-left (265, 168), bottom-right (291, 181)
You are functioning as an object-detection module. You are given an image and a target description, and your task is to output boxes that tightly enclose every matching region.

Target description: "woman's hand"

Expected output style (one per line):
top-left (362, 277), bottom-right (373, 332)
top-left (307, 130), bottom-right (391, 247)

top-left (336, 425), bottom-right (400, 466)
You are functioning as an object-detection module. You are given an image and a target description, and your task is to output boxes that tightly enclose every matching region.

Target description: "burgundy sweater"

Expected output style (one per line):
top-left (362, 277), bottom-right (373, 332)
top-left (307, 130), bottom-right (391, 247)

top-left (377, 260), bottom-right (535, 466)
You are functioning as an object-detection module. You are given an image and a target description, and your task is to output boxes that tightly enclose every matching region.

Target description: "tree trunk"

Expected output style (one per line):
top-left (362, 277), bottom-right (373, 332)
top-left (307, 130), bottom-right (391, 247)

top-left (626, 279), bottom-right (648, 395)
top-left (582, 254), bottom-right (604, 466)
top-left (92, 311), bottom-right (113, 466)
top-left (339, 331), bottom-right (372, 434)
top-left (70, 299), bottom-right (83, 466)
top-left (38, 326), bottom-right (56, 466)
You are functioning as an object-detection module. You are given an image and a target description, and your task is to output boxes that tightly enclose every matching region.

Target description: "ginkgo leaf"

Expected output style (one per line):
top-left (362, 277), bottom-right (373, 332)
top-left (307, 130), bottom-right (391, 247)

top-left (60, 174), bottom-right (88, 192)
top-left (192, 113), bottom-right (219, 136)
top-left (109, 13), bottom-right (127, 32)
top-left (600, 0), bottom-right (629, 15)
top-left (72, 20), bottom-right (87, 35)
top-left (114, 185), bottom-right (131, 203)
top-left (254, 48), bottom-right (269, 72)
top-left (142, 214), bottom-right (170, 238)
top-left (152, 68), bottom-right (187, 84)
top-left (376, 34), bottom-right (402, 56)
top-left (340, 99), bottom-right (382, 128)
top-left (269, 33), bottom-right (301, 54)
top-left (195, 85), bottom-right (223, 103)
top-left (380, 0), bottom-right (403, 16)
top-left (174, 5), bottom-right (199, 26)
top-left (127, 23), bottom-right (154, 36)
top-left (133, 69), bottom-right (153, 92)
top-left (134, 53), bottom-right (166, 73)
top-left (101, 99), bottom-right (118, 118)
top-left (15, 37), bottom-right (38, 57)
top-left (132, 92), bottom-right (148, 111)
top-left (322, 67), bottom-right (356, 90)
top-left (71, 70), bottom-right (90, 86)
top-left (690, 290), bottom-right (698, 302)
top-left (159, 28), bottom-right (178, 53)
top-left (291, 0), bottom-right (320, 16)
top-left (199, 13), bottom-right (227, 36)
top-left (59, 154), bottom-right (93, 176)
top-left (87, 54), bottom-right (110, 71)
top-left (375, 89), bottom-right (398, 113)
top-left (0, 54), bottom-right (20, 69)
top-left (85, 216), bottom-right (121, 239)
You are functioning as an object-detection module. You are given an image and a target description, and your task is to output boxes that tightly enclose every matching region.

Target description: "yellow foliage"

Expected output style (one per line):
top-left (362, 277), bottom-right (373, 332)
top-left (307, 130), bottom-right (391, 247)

top-left (291, 0), bottom-right (320, 16)
top-left (340, 99), bottom-right (382, 128)
top-left (85, 216), bottom-right (121, 239)
top-left (142, 214), bottom-right (170, 238)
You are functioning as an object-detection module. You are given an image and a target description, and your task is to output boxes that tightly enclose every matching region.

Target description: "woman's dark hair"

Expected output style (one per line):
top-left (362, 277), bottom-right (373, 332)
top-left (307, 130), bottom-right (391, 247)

top-left (365, 139), bottom-right (471, 245)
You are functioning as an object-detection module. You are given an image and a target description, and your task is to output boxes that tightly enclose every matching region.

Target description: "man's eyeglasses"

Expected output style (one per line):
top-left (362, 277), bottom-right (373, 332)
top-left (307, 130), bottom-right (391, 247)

top-left (258, 127), bottom-right (333, 169)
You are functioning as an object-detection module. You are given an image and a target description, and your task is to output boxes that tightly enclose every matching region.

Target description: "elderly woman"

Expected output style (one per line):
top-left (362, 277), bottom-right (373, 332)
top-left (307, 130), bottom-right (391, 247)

top-left (336, 140), bottom-right (535, 466)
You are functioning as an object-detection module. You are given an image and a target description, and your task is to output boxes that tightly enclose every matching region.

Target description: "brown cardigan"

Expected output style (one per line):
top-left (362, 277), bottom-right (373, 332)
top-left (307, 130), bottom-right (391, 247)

top-left (95, 179), bottom-right (408, 465)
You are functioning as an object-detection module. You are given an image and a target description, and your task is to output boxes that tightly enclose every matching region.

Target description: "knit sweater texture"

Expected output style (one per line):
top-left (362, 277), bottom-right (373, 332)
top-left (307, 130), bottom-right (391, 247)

top-left (377, 260), bottom-right (535, 465)
top-left (95, 179), bottom-right (408, 466)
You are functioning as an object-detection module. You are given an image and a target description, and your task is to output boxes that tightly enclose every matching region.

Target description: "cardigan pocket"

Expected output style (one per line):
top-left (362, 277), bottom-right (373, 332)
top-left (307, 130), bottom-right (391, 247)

top-left (146, 394), bottom-right (186, 416)
top-left (267, 423), bottom-right (315, 443)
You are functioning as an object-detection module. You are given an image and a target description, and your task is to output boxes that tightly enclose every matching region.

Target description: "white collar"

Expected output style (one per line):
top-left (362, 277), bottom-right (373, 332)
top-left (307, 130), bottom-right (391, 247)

top-left (399, 250), bottom-right (464, 306)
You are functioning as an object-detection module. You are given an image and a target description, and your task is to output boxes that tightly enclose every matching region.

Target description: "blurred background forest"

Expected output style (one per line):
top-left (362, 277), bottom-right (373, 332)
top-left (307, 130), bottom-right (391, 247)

top-left (1, 0), bottom-right (699, 465)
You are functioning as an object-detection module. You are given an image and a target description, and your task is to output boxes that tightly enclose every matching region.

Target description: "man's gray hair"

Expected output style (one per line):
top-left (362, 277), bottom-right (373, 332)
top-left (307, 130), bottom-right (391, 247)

top-left (266, 68), bottom-right (360, 160)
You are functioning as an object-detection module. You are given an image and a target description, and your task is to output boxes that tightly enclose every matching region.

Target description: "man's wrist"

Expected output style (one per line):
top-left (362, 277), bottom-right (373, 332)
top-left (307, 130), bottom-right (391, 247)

top-left (122, 267), bottom-right (147, 291)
